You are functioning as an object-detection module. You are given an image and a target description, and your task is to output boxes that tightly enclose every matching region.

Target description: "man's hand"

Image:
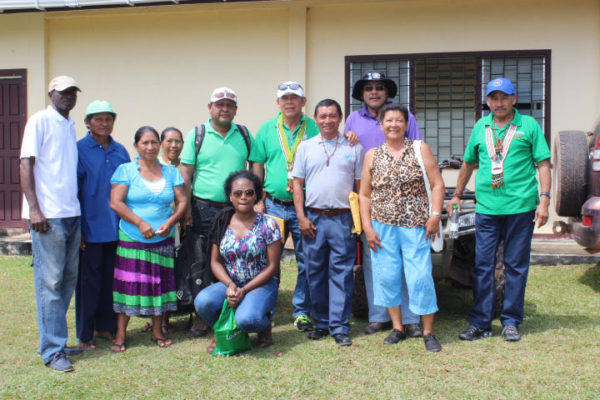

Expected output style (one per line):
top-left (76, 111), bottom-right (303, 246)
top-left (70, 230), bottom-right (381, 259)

top-left (364, 227), bottom-right (382, 252)
top-left (80, 233), bottom-right (86, 251)
top-left (446, 197), bottom-right (461, 216)
top-left (29, 206), bottom-right (47, 233)
top-left (254, 200), bottom-right (266, 214)
top-left (298, 216), bottom-right (316, 238)
top-left (184, 209), bottom-right (193, 228)
top-left (344, 130), bottom-right (360, 146)
top-left (534, 198), bottom-right (550, 228)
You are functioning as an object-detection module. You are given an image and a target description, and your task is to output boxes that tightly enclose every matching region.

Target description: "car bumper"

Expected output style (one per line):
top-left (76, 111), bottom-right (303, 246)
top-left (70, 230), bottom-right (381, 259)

top-left (572, 196), bottom-right (600, 250)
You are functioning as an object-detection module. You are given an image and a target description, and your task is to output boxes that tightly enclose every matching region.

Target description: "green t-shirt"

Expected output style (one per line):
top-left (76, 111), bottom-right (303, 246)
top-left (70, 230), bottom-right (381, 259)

top-left (180, 121), bottom-right (253, 202)
top-left (463, 109), bottom-right (551, 215)
top-left (249, 112), bottom-right (319, 200)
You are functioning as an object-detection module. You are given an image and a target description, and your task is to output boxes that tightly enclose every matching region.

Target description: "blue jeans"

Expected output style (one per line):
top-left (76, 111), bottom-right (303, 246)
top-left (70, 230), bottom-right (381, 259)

top-left (302, 210), bottom-right (356, 335)
top-left (360, 233), bottom-right (419, 324)
top-left (194, 278), bottom-right (278, 333)
top-left (470, 211), bottom-right (535, 329)
top-left (265, 196), bottom-right (311, 318)
top-left (31, 217), bottom-right (81, 364)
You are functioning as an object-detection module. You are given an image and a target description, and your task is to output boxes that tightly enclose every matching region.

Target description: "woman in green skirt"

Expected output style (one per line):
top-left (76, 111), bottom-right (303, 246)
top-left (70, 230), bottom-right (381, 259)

top-left (109, 126), bottom-right (187, 351)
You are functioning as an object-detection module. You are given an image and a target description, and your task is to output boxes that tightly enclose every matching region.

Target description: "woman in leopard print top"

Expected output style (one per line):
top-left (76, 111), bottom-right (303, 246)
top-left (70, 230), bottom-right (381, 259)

top-left (358, 104), bottom-right (445, 352)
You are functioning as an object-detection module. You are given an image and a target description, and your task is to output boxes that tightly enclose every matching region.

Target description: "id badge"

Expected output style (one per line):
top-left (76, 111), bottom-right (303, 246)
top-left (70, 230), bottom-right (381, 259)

top-left (491, 158), bottom-right (503, 175)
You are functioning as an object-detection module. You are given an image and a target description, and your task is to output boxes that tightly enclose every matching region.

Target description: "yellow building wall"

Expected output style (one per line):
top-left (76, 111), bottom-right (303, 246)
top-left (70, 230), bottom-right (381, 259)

top-left (0, 13), bottom-right (47, 114)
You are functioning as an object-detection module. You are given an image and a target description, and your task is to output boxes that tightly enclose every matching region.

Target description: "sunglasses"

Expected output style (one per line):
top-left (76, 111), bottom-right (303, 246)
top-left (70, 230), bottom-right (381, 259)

top-left (232, 188), bottom-right (256, 198)
top-left (278, 83), bottom-right (303, 91)
top-left (213, 91), bottom-right (237, 99)
top-left (363, 84), bottom-right (386, 92)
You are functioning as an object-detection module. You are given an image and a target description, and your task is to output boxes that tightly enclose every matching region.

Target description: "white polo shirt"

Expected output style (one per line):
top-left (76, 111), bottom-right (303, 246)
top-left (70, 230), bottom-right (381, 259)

top-left (20, 106), bottom-right (80, 219)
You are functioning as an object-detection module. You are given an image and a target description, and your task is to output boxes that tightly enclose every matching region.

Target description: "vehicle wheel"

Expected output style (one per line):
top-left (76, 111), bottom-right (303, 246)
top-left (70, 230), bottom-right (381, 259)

top-left (351, 265), bottom-right (369, 318)
top-left (494, 240), bottom-right (505, 318)
top-left (553, 130), bottom-right (589, 217)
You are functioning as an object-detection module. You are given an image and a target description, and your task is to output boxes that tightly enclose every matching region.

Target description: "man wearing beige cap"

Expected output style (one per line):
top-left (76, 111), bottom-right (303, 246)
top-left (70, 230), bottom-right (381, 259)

top-left (180, 87), bottom-right (253, 337)
top-left (20, 75), bottom-right (83, 372)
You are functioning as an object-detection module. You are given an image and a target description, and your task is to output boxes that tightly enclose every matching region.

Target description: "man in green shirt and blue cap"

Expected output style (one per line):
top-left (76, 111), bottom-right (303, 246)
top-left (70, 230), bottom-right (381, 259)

top-left (447, 77), bottom-right (551, 342)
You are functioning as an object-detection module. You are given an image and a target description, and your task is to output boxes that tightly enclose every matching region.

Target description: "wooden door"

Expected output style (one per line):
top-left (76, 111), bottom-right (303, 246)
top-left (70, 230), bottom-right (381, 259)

top-left (0, 69), bottom-right (28, 229)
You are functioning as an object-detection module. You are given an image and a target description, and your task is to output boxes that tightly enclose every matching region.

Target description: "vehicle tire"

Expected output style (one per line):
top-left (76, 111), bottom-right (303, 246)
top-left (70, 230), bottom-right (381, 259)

top-left (494, 240), bottom-right (505, 318)
top-left (553, 130), bottom-right (589, 217)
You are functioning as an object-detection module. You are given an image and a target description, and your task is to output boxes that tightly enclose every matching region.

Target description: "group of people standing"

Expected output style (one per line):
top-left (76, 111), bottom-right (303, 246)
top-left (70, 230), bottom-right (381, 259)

top-left (21, 72), bottom-right (550, 372)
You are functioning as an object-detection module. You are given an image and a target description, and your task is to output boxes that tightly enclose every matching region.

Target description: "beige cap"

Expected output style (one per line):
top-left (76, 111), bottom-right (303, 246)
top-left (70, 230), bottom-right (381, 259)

top-left (48, 75), bottom-right (81, 93)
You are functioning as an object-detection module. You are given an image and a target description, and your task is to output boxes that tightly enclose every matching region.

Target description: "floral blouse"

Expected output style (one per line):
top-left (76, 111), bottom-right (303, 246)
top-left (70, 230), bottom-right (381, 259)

top-left (219, 213), bottom-right (282, 286)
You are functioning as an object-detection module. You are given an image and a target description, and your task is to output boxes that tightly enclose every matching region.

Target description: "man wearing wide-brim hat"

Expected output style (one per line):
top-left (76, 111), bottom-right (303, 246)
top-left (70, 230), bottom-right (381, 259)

top-left (344, 71), bottom-right (424, 338)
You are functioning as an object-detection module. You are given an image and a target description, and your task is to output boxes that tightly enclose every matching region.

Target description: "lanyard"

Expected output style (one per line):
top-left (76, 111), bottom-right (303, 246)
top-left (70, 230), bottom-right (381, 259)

top-left (277, 114), bottom-right (306, 172)
top-left (485, 124), bottom-right (516, 189)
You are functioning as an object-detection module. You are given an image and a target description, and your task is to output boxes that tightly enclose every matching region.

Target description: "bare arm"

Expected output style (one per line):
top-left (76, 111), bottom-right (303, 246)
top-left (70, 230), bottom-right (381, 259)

top-left (252, 162), bottom-right (266, 213)
top-left (20, 157), bottom-right (47, 232)
top-left (358, 150), bottom-right (381, 251)
top-left (534, 159), bottom-right (551, 228)
top-left (180, 163), bottom-right (196, 227)
top-left (293, 177), bottom-right (316, 238)
top-left (110, 183), bottom-right (155, 239)
top-left (421, 143), bottom-right (444, 240)
top-left (446, 161), bottom-right (477, 215)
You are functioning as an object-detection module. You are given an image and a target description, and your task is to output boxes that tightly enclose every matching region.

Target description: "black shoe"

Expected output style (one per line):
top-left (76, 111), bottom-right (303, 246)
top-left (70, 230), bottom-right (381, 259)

top-left (46, 352), bottom-right (74, 373)
top-left (63, 346), bottom-right (83, 356)
top-left (404, 323), bottom-right (423, 338)
top-left (364, 321), bottom-right (393, 335)
top-left (458, 325), bottom-right (493, 341)
top-left (308, 328), bottom-right (329, 340)
top-left (501, 325), bottom-right (521, 342)
top-left (383, 329), bottom-right (407, 345)
top-left (424, 333), bottom-right (442, 352)
top-left (332, 334), bottom-right (352, 346)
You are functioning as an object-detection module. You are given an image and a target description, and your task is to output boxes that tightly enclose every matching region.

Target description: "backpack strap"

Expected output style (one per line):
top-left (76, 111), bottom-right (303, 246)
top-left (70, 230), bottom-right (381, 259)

top-left (194, 124), bottom-right (206, 159)
top-left (236, 124), bottom-right (253, 169)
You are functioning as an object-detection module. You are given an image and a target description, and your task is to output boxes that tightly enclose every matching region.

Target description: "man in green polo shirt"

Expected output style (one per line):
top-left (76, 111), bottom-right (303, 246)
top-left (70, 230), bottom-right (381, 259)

top-left (447, 78), bottom-right (551, 342)
top-left (250, 82), bottom-right (319, 332)
top-left (180, 86), bottom-right (254, 336)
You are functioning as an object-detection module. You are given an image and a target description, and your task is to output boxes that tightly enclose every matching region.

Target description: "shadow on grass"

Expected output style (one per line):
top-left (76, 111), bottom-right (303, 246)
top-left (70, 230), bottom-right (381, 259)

top-left (579, 263), bottom-right (600, 292)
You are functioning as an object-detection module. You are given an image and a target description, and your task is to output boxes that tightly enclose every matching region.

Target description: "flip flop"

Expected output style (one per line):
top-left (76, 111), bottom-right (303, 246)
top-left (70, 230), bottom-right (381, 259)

top-left (151, 337), bottom-right (172, 348)
top-left (111, 342), bottom-right (126, 353)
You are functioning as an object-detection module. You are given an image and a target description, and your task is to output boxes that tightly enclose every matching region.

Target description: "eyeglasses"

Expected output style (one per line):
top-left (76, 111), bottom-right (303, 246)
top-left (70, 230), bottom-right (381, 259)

top-left (213, 91), bottom-right (237, 99)
top-left (232, 188), bottom-right (256, 198)
top-left (278, 83), bottom-right (303, 91)
top-left (363, 84), bottom-right (386, 92)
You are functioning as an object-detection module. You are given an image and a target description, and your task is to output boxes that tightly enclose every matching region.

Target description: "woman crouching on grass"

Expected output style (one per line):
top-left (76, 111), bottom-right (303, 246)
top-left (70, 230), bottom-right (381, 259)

top-left (194, 170), bottom-right (282, 352)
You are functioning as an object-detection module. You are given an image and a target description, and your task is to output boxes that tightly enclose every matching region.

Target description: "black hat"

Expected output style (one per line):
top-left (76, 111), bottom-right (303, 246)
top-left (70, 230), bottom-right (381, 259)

top-left (351, 71), bottom-right (398, 101)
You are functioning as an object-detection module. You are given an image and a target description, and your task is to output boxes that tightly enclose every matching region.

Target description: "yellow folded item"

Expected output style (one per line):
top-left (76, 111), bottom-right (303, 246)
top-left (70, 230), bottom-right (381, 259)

top-left (349, 192), bottom-right (362, 235)
top-left (265, 214), bottom-right (286, 243)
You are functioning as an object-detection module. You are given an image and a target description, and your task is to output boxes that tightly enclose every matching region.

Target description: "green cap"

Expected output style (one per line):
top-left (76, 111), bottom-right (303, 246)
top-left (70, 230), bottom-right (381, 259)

top-left (86, 100), bottom-right (116, 118)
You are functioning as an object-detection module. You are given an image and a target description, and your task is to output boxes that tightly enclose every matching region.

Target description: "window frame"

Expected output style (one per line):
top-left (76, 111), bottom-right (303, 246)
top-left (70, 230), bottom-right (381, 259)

top-left (344, 49), bottom-right (552, 144)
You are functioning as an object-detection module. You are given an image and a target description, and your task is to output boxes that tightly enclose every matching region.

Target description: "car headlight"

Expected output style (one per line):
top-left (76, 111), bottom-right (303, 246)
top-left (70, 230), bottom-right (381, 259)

top-left (458, 212), bottom-right (475, 228)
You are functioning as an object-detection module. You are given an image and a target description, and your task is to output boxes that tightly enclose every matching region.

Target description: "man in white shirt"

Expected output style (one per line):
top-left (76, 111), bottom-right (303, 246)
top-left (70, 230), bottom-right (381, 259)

top-left (20, 75), bottom-right (83, 372)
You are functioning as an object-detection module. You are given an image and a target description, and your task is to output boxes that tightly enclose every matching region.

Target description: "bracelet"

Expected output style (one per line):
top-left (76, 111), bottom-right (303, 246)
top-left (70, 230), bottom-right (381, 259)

top-left (540, 192), bottom-right (551, 199)
top-left (431, 211), bottom-right (441, 217)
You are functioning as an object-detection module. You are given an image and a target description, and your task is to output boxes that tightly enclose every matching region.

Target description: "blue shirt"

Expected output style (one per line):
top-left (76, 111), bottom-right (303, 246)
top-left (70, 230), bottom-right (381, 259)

top-left (110, 158), bottom-right (184, 243)
top-left (77, 133), bottom-right (130, 243)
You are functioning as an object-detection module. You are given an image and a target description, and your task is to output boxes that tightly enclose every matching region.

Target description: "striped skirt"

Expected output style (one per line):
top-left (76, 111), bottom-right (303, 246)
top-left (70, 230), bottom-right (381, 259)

top-left (113, 230), bottom-right (178, 316)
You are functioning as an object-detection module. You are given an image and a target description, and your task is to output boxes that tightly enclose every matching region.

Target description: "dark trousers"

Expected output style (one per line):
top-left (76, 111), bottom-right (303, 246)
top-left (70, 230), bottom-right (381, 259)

top-left (302, 210), bottom-right (356, 335)
top-left (470, 211), bottom-right (535, 329)
top-left (76, 241), bottom-right (118, 342)
top-left (191, 199), bottom-right (223, 237)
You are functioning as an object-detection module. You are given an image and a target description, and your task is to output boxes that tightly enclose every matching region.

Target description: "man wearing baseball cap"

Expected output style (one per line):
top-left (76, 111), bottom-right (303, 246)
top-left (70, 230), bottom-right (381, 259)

top-left (180, 86), bottom-right (254, 337)
top-left (75, 100), bottom-right (130, 350)
top-left (345, 71), bottom-right (424, 337)
top-left (249, 81), bottom-right (320, 332)
top-left (447, 77), bottom-right (551, 342)
top-left (20, 75), bottom-right (83, 371)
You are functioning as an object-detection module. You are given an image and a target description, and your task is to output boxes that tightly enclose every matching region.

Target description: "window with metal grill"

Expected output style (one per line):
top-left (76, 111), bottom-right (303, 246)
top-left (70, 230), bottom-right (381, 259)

top-left (345, 50), bottom-right (550, 160)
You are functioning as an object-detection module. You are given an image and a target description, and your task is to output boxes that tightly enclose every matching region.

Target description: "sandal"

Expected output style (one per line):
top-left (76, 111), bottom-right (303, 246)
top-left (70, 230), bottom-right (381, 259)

top-left (111, 342), bottom-right (126, 353)
top-left (151, 337), bottom-right (172, 348)
top-left (141, 322), bottom-right (153, 333)
top-left (78, 341), bottom-right (96, 350)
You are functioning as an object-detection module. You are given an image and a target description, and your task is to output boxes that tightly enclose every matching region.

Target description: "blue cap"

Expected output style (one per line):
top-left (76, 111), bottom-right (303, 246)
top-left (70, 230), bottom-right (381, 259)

top-left (486, 78), bottom-right (515, 96)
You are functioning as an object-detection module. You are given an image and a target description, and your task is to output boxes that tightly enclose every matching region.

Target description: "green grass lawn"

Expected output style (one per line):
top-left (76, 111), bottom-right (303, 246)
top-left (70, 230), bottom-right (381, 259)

top-left (0, 256), bottom-right (598, 399)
